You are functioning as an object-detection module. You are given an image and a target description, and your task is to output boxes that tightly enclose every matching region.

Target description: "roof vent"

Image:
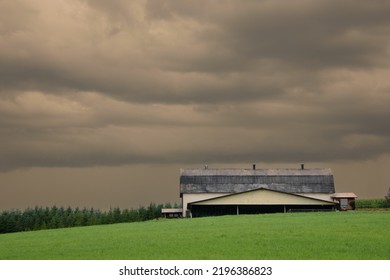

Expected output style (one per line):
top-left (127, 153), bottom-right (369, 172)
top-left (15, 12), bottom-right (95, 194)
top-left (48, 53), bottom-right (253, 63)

top-left (301, 163), bottom-right (305, 170)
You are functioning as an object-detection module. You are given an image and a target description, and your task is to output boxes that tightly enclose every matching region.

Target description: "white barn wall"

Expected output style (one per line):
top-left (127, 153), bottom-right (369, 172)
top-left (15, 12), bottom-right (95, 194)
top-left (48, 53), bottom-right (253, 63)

top-left (191, 189), bottom-right (335, 206)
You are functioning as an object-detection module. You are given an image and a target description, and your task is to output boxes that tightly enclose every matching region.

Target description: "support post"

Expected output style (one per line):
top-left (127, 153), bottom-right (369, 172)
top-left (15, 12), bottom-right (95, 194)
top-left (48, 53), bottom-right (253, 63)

top-left (237, 205), bottom-right (239, 215)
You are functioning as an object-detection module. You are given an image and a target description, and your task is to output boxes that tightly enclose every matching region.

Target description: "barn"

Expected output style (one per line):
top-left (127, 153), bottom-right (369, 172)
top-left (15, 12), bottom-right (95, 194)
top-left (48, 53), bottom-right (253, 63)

top-left (180, 164), bottom-right (338, 217)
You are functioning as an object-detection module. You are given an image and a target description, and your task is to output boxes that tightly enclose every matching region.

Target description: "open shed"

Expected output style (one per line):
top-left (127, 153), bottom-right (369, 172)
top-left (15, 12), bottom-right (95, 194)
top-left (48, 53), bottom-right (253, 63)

top-left (331, 193), bottom-right (357, 210)
top-left (189, 188), bottom-right (335, 217)
top-left (161, 208), bottom-right (183, 218)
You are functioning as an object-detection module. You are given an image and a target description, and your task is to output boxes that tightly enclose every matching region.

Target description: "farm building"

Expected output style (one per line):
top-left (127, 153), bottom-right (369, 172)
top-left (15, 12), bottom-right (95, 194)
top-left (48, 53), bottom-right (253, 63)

top-left (331, 193), bottom-right (357, 210)
top-left (179, 164), bottom-right (345, 217)
top-left (161, 208), bottom-right (183, 218)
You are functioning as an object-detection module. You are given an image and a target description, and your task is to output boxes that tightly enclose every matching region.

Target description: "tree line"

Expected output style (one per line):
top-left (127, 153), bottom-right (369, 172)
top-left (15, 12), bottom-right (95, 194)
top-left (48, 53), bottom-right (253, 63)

top-left (0, 203), bottom-right (179, 234)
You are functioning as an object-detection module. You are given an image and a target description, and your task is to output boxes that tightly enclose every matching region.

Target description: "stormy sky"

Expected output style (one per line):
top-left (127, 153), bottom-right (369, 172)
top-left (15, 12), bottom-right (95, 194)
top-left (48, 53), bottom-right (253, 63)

top-left (1, 0), bottom-right (390, 210)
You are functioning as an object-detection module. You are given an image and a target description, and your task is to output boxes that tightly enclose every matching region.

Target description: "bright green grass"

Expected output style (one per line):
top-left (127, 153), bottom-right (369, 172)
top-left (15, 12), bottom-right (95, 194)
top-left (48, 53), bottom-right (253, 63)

top-left (0, 211), bottom-right (389, 260)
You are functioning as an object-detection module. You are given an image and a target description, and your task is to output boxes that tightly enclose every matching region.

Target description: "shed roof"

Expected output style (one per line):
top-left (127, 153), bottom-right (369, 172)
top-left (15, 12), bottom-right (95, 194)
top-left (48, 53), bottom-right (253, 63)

top-left (331, 193), bottom-right (357, 198)
top-left (161, 208), bottom-right (183, 214)
top-left (180, 168), bottom-right (335, 195)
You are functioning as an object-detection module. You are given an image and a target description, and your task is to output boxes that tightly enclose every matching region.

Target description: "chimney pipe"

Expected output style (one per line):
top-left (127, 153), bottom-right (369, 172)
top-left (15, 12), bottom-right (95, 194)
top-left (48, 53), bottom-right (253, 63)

top-left (253, 164), bottom-right (256, 170)
top-left (301, 163), bottom-right (304, 170)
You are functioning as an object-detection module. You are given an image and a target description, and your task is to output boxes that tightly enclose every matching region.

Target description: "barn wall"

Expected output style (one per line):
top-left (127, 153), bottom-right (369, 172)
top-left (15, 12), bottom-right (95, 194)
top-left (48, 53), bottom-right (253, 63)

top-left (191, 189), bottom-right (335, 206)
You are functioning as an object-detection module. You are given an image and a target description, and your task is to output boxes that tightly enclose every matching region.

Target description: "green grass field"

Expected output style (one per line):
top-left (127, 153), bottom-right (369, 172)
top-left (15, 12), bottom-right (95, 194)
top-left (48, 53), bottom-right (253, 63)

top-left (0, 211), bottom-right (389, 260)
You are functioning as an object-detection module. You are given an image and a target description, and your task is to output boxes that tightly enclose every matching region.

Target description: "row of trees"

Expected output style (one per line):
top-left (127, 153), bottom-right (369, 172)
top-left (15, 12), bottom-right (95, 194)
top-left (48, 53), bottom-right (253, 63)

top-left (0, 203), bottom-right (180, 234)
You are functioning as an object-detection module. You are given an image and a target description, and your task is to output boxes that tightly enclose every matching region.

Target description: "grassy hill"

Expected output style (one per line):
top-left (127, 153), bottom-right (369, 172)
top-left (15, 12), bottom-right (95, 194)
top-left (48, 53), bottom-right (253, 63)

top-left (0, 211), bottom-right (389, 260)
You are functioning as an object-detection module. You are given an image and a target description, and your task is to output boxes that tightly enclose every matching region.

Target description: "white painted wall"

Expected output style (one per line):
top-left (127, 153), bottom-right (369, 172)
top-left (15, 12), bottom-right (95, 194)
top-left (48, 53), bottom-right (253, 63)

top-left (191, 189), bottom-right (335, 205)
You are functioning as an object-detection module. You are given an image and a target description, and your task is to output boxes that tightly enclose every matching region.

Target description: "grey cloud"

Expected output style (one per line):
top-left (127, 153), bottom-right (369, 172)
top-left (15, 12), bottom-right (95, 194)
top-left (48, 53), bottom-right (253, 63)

top-left (1, 91), bottom-right (389, 172)
top-left (218, 3), bottom-right (390, 70)
top-left (2, 0), bottom-right (389, 104)
top-left (0, 0), bottom-right (390, 172)
top-left (144, 0), bottom-right (390, 71)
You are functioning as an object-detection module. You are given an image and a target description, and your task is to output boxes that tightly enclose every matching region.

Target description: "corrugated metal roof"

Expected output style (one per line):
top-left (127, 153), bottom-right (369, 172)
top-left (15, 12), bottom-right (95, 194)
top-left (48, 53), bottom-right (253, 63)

top-left (180, 168), bottom-right (335, 194)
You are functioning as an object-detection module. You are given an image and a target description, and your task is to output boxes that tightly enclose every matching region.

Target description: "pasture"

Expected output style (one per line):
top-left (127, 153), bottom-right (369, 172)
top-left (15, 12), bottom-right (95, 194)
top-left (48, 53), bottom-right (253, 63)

top-left (0, 211), bottom-right (389, 259)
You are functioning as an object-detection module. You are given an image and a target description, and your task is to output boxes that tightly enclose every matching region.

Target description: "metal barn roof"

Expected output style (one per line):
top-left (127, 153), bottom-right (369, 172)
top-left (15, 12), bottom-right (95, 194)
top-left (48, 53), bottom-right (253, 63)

top-left (180, 168), bottom-right (335, 194)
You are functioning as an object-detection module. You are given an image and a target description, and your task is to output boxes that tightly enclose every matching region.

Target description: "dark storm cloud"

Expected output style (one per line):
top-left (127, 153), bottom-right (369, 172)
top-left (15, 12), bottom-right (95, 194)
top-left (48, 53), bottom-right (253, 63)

top-left (143, 0), bottom-right (390, 71)
top-left (0, 0), bottom-right (390, 171)
top-left (218, 1), bottom-right (390, 69)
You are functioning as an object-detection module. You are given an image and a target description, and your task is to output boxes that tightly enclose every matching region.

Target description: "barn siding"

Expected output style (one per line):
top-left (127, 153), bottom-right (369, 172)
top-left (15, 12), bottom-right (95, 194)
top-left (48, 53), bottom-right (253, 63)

top-left (190, 188), bottom-right (335, 205)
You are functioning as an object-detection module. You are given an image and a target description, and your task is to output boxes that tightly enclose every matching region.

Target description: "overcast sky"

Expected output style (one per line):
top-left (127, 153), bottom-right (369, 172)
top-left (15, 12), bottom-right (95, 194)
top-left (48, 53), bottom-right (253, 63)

top-left (1, 0), bottom-right (390, 210)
